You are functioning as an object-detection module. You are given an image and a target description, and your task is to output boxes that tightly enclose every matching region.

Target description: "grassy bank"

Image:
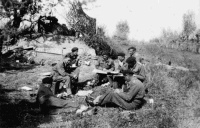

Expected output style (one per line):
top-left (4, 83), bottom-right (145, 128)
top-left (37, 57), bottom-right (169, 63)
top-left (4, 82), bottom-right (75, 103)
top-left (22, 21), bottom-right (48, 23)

top-left (0, 39), bottom-right (200, 127)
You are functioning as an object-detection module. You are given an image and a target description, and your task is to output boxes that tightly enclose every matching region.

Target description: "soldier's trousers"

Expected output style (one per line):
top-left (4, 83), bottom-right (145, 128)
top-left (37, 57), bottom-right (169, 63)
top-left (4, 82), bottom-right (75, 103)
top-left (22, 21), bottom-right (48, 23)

top-left (52, 68), bottom-right (80, 95)
top-left (98, 91), bottom-right (146, 110)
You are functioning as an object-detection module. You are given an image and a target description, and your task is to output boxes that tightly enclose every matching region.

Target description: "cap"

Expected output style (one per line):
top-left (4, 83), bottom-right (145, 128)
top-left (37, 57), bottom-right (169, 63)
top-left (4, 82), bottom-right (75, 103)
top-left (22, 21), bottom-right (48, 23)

top-left (126, 56), bottom-right (136, 66)
top-left (117, 52), bottom-right (125, 57)
top-left (128, 46), bottom-right (136, 51)
top-left (71, 47), bottom-right (78, 52)
top-left (102, 51), bottom-right (110, 56)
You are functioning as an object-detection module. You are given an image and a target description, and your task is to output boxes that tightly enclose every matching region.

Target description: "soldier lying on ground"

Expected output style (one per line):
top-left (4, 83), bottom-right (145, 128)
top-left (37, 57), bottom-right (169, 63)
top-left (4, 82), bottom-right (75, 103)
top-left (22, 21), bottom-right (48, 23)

top-left (85, 69), bottom-right (146, 110)
top-left (93, 51), bottom-right (115, 86)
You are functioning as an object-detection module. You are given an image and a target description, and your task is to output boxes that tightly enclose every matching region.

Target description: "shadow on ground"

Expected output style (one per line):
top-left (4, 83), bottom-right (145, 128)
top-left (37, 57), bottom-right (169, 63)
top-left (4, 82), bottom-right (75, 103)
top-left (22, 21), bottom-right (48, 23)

top-left (0, 63), bottom-right (38, 73)
top-left (0, 77), bottom-right (54, 128)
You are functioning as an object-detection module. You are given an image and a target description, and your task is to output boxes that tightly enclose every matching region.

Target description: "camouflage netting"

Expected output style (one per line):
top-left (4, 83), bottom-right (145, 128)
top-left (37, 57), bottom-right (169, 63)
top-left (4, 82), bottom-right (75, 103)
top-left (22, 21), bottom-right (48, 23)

top-left (66, 1), bottom-right (117, 57)
top-left (66, 1), bottom-right (96, 36)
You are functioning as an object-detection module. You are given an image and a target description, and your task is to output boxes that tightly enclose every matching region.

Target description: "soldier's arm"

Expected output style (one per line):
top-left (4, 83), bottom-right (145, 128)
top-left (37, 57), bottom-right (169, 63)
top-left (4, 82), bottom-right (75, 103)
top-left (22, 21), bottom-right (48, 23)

top-left (134, 65), bottom-right (146, 81)
top-left (117, 83), bottom-right (141, 101)
top-left (63, 53), bottom-right (70, 59)
top-left (114, 61), bottom-right (120, 71)
top-left (57, 63), bottom-right (71, 77)
top-left (110, 60), bottom-right (115, 71)
top-left (120, 63), bottom-right (128, 71)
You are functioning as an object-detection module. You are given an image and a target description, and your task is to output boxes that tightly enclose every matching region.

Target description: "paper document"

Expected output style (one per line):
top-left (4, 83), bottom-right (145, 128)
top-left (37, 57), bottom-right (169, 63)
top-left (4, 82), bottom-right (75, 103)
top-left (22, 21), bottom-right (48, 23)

top-left (76, 90), bottom-right (93, 96)
top-left (20, 86), bottom-right (33, 91)
top-left (93, 69), bottom-right (122, 75)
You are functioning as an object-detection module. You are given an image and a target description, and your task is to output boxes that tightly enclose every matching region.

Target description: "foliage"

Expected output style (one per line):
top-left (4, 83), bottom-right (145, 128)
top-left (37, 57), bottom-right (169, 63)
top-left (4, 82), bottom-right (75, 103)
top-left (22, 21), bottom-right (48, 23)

top-left (66, 0), bottom-right (96, 36)
top-left (182, 11), bottom-right (196, 38)
top-left (113, 21), bottom-right (130, 41)
top-left (0, 0), bottom-right (41, 43)
top-left (161, 29), bottom-right (179, 42)
top-left (80, 26), bottom-right (118, 57)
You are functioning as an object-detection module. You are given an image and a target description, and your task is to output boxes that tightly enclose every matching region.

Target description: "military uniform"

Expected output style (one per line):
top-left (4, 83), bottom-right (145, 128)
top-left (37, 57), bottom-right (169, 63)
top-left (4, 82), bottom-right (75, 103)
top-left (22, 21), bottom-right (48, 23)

top-left (64, 52), bottom-right (79, 65)
top-left (112, 59), bottom-right (126, 89)
top-left (94, 57), bottom-right (115, 86)
top-left (52, 60), bottom-right (80, 95)
top-left (114, 59), bottom-right (126, 71)
top-left (95, 57), bottom-right (115, 70)
top-left (36, 82), bottom-right (79, 114)
top-left (98, 77), bottom-right (146, 110)
top-left (129, 62), bottom-right (146, 83)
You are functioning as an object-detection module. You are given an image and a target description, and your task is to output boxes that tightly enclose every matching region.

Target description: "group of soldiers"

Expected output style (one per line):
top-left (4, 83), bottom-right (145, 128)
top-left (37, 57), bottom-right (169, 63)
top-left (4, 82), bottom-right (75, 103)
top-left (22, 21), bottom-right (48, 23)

top-left (37, 46), bottom-right (147, 114)
top-left (86, 46), bottom-right (146, 110)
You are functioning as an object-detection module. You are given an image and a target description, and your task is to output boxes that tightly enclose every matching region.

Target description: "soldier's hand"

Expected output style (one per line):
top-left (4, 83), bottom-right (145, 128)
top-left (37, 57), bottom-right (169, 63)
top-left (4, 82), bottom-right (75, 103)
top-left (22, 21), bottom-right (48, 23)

top-left (102, 68), bottom-right (107, 71)
top-left (114, 89), bottom-right (121, 93)
top-left (69, 74), bottom-right (74, 78)
top-left (73, 74), bottom-right (78, 79)
top-left (94, 95), bottom-right (102, 104)
top-left (98, 67), bottom-right (102, 70)
top-left (78, 60), bottom-right (82, 66)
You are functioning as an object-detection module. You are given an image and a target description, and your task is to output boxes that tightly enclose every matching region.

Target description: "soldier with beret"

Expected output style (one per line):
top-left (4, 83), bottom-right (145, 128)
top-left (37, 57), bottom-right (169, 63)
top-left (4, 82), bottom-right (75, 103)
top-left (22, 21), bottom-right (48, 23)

top-left (63, 47), bottom-right (81, 83)
top-left (64, 47), bottom-right (80, 66)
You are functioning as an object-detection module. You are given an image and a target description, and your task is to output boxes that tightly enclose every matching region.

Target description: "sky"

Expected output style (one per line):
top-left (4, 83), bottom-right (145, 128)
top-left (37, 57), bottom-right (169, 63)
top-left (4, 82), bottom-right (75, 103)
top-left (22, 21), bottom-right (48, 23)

top-left (82, 0), bottom-right (200, 41)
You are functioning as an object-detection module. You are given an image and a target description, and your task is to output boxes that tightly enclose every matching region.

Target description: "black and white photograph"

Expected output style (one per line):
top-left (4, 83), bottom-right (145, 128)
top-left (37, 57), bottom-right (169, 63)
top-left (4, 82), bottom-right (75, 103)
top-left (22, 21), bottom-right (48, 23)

top-left (0, 0), bottom-right (200, 127)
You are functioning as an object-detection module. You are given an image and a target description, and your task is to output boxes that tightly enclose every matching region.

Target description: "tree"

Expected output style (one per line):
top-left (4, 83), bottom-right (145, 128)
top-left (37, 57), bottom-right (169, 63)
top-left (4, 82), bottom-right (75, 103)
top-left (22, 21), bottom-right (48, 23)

top-left (182, 11), bottom-right (196, 39)
top-left (0, 0), bottom-right (40, 69)
top-left (113, 21), bottom-right (130, 41)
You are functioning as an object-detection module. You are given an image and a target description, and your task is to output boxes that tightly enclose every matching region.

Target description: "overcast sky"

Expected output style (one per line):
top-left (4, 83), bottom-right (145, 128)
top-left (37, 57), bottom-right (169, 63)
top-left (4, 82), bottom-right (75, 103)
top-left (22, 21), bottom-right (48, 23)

top-left (83, 0), bottom-right (200, 41)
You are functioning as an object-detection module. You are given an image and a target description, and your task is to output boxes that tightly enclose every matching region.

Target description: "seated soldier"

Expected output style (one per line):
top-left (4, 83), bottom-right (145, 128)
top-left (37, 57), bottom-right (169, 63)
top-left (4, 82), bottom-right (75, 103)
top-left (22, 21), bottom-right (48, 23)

top-left (93, 52), bottom-right (115, 86)
top-left (36, 77), bottom-right (79, 114)
top-left (63, 47), bottom-right (81, 82)
top-left (123, 56), bottom-right (146, 83)
top-left (126, 46), bottom-right (141, 63)
top-left (52, 57), bottom-right (79, 97)
top-left (114, 52), bottom-right (126, 72)
top-left (64, 47), bottom-right (80, 66)
top-left (112, 52), bottom-right (126, 89)
top-left (85, 70), bottom-right (146, 110)
top-left (127, 46), bottom-right (136, 58)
